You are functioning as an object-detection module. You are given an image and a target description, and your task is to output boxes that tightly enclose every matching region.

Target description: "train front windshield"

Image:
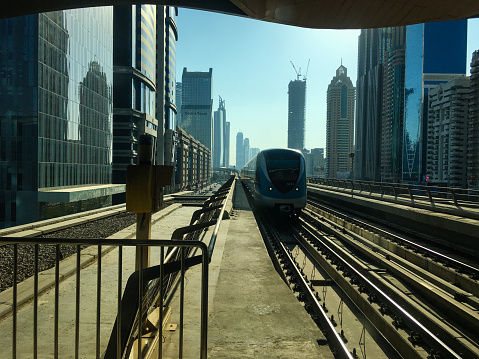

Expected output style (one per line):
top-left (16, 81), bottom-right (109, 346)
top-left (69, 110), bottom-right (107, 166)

top-left (264, 151), bottom-right (300, 192)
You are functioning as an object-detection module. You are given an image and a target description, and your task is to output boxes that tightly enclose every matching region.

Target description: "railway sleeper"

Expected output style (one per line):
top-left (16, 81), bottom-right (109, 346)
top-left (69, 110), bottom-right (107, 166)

top-left (304, 205), bottom-right (479, 300)
top-left (295, 220), bottom-right (475, 358)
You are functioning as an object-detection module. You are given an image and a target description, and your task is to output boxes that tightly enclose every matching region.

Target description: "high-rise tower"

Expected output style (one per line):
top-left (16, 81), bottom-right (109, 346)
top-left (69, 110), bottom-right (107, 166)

top-left (156, 6), bottom-right (178, 169)
top-left (326, 65), bottom-right (356, 178)
top-left (380, 27), bottom-right (406, 183)
top-left (180, 68), bottom-right (213, 151)
top-left (213, 96), bottom-right (226, 168)
top-left (0, 8), bottom-right (115, 228)
top-left (243, 137), bottom-right (250, 164)
top-left (403, 20), bottom-right (467, 183)
top-left (288, 79), bottom-right (306, 150)
top-left (225, 121), bottom-right (230, 168)
top-left (113, 5), bottom-right (158, 187)
top-left (469, 50), bottom-right (479, 189)
top-left (355, 27), bottom-right (399, 181)
top-left (236, 132), bottom-right (244, 170)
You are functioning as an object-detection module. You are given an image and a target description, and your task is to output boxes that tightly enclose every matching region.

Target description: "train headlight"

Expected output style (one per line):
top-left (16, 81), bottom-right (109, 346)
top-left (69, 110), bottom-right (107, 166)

top-left (269, 187), bottom-right (273, 191)
top-left (295, 187), bottom-right (299, 191)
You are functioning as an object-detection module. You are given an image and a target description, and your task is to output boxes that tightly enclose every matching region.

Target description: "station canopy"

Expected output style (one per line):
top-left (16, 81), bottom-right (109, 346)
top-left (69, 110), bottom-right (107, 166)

top-left (2, 0), bottom-right (479, 28)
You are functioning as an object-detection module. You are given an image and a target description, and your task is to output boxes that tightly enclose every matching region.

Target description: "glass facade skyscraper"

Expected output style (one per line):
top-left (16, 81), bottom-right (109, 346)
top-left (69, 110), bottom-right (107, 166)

top-left (380, 27), bottom-right (406, 183)
top-left (180, 68), bottom-right (213, 151)
top-left (236, 132), bottom-right (244, 169)
top-left (225, 121), bottom-right (230, 168)
top-left (156, 6), bottom-right (179, 193)
top-left (355, 27), bottom-right (399, 181)
top-left (112, 5), bottom-right (158, 187)
top-left (403, 20), bottom-right (467, 183)
top-left (0, 8), bottom-right (115, 228)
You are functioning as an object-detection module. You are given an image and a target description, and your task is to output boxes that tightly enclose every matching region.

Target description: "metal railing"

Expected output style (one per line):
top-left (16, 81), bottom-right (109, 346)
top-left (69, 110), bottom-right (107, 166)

top-left (308, 178), bottom-right (479, 208)
top-left (0, 238), bottom-right (209, 359)
top-left (0, 176), bottom-right (235, 359)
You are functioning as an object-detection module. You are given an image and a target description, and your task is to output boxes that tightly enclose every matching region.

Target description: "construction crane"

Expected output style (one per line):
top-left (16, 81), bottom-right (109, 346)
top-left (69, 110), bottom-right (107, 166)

top-left (290, 59), bottom-right (310, 81)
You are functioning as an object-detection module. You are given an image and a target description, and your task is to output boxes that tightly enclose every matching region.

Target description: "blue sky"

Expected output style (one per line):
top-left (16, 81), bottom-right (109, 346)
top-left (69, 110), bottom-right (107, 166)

top-left (175, 9), bottom-right (479, 166)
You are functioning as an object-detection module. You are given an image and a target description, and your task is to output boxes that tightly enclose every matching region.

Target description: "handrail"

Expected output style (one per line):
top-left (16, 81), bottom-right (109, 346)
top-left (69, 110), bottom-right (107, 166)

top-left (308, 178), bottom-right (479, 208)
top-left (207, 177), bottom-right (235, 260)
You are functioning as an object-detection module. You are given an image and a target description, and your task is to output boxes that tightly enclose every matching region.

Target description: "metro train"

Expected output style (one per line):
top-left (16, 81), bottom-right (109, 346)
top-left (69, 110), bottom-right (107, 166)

top-left (240, 148), bottom-right (307, 214)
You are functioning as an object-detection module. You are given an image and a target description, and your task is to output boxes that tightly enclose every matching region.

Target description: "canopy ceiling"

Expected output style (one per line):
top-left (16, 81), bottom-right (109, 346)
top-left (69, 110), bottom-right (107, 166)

top-left (2, 0), bottom-right (479, 29)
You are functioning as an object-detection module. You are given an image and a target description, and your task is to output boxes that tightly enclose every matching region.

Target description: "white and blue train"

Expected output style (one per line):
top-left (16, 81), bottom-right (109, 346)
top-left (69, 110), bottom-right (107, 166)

top-left (241, 148), bottom-right (307, 214)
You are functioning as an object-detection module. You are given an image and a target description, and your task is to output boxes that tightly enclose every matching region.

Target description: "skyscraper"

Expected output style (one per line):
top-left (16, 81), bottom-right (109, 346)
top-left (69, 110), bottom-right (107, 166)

top-left (181, 68), bottom-right (213, 151)
top-left (403, 20), bottom-right (467, 183)
top-left (156, 6), bottom-right (178, 169)
top-left (468, 50), bottom-right (479, 189)
top-left (176, 82), bottom-right (182, 126)
top-left (288, 79), bottom-right (306, 150)
top-left (213, 96), bottom-right (226, 168)
top-left (243, 137), bottom-right (250, 164)
top-left (427, 78), bottom-right (470, 188)
top-left (380, 27), bottom-right (406, 183)
top-left (0, 8), bottom-right (116, 228)
top-left (326, 65), bottom-right (355, 178)
top-left (355, 27), bottom-right (398, 181)
top-left (236, 132), bottom-right (244, 169)
top-left (225, 121), bottom-right (230, 168)
top-left (112, 5), bottom-right (158, 187)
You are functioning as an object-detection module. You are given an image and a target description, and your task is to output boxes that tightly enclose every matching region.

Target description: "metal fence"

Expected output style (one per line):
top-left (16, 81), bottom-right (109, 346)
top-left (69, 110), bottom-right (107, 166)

top-left (0, 176), bottom-right (235, 359)
top-left (308, 178), bottom-right (479, 207)
top-left (0, 238), bottom-right (209, 359)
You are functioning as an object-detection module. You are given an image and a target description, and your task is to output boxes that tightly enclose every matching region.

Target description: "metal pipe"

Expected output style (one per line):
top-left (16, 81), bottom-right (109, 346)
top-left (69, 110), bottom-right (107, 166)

top-left (76, 245), bottom-right (81, 359)
top-left (179, 247), bottom-right (185, 359)
top-left (13, 244), bottom-right (18, 359)
top-left (34, 244), bottom-right (38, 359)
top-left (200, 246), bottom-right (209, 359)
top-left (54, 245), bottom-right (60, 359)
top-left (159, 246), bottom-right (164, 359)
top-left (138, 247), bottom-right (144, 359)
top-left (97, 245), bottom-right (102, 359)
top-left (117, 246), bottom-right (122, 359)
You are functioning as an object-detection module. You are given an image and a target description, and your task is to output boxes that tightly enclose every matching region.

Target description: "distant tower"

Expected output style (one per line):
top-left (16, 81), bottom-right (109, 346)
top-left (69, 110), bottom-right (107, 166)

top-left (326, 64), bottom-right (355, 178)
top-left (236, 132), bottom-right (245, 169)
top-left (288, 62), bottom-right (307, 150)
top-left (243, 138), bottom-right (250, 164)
top-left (225, 121), bottom-right (230, 168)
top-left (176, 82), bottom-right (182, 126)
top-left (181, 68), bottom-right (213, 150)
top-left (213, 96), bottom-right (226, 168)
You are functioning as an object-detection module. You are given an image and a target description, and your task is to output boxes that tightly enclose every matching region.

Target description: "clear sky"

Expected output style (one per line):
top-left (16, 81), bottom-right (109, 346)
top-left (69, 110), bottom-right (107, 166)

top-left (175, 9), bottom-right (479, 166)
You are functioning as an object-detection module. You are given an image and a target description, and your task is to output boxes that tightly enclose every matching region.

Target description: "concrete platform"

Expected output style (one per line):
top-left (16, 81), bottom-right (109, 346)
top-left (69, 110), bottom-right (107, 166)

top-left (163, 180), bottom-right (333, 358)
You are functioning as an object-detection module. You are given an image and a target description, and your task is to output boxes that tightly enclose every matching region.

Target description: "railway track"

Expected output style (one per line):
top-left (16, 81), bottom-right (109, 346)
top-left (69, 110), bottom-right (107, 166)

top-left (246, 183), bottom-right (479, 358)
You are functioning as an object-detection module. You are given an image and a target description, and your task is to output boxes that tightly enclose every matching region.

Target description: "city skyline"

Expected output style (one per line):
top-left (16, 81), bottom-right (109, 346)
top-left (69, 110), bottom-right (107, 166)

top-left (175, 9), bottom-right (479, 166)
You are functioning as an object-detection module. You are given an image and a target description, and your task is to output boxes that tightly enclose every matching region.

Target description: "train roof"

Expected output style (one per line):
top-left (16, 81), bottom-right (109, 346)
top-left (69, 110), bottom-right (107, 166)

top-left (259, 148), bottom-right (304, 157)
top-left (260, 148), bottom-right (303, 154)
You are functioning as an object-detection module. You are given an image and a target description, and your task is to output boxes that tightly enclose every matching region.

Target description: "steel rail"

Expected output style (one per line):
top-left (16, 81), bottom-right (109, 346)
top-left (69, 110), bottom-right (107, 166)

top-left (295, 217), bottom-right (463, 359)
top-left (275, 230), bottom-right (354, 359)
top-left (251, 206), bottom-right (353, 359)
top-left (306, 198), bottom-right (479, 279)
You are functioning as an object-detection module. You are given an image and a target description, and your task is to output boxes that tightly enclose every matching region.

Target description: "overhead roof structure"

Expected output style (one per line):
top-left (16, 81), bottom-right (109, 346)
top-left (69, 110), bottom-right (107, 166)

top-left (2, 0), bottom-right (479, 29)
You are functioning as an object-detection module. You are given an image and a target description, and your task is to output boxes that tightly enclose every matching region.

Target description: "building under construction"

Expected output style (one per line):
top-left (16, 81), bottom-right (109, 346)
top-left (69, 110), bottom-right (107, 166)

top-left (288, 65), bottom-right (307, 150)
